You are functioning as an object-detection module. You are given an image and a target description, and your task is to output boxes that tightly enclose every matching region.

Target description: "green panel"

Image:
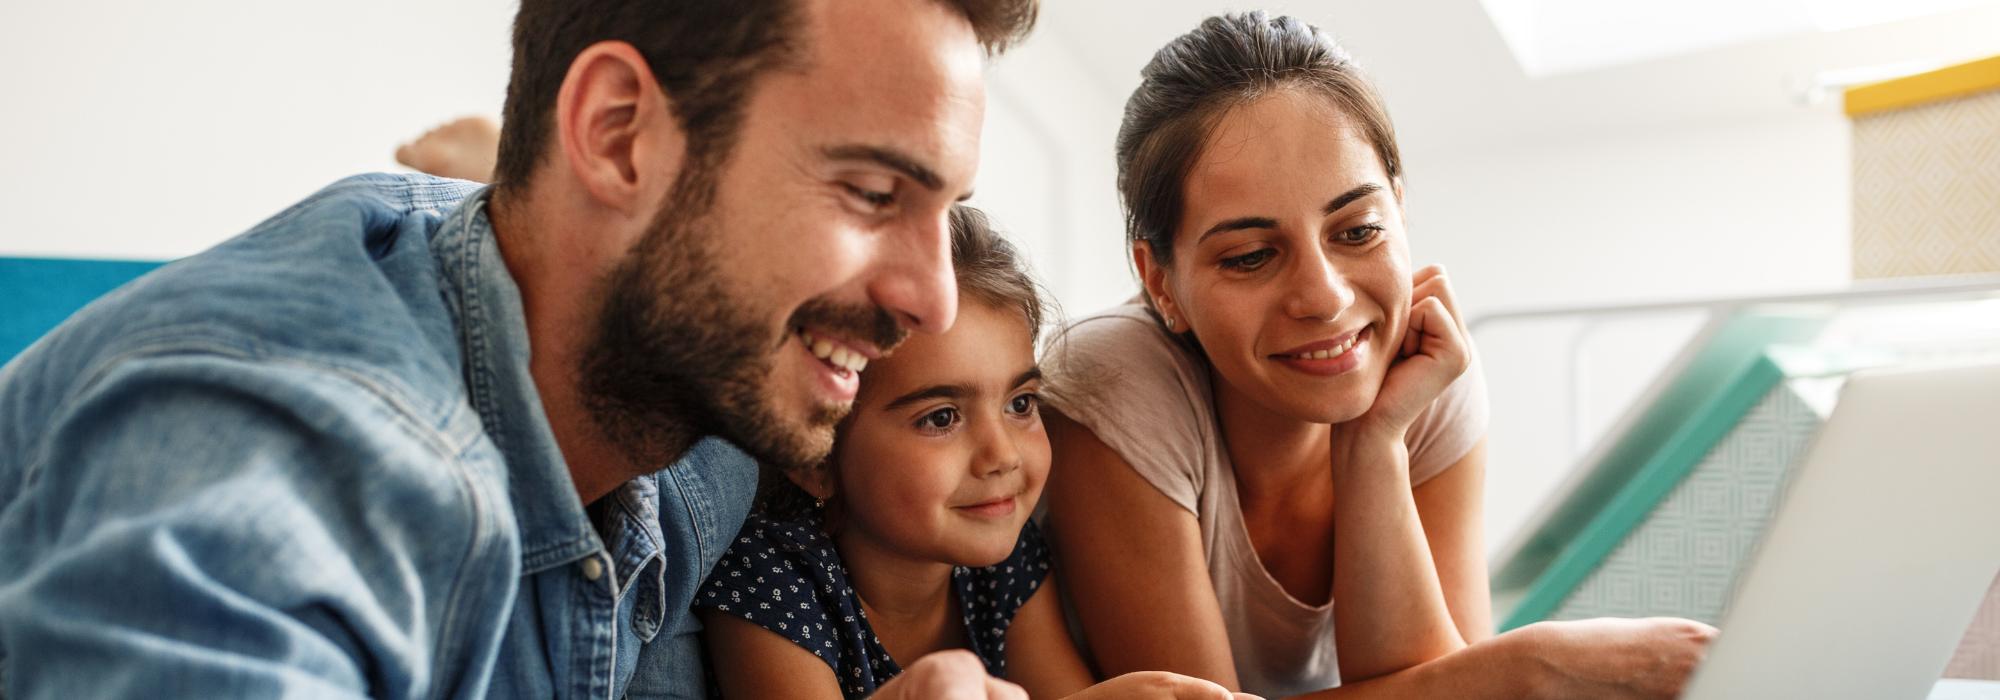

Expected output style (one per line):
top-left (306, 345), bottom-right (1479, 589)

top-left (1491, 307), bottom-right (1829, 626)
top-left (0, 257), bottom-right (167, 363)
top-left (1502, 355), bottom-right (1789, 630)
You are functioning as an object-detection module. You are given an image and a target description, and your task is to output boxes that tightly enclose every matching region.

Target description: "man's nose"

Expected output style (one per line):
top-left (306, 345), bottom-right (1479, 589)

top-left (868, 208), bottom-right (957, 335)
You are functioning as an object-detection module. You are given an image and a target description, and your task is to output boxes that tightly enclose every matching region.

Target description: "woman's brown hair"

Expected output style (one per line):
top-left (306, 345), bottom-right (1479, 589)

top-left (1117, 11), bottom-right (1402, 270)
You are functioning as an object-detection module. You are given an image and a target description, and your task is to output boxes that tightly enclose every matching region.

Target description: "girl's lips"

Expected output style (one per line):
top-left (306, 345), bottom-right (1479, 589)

top-left (955, 496), bottom-right (1016, 518)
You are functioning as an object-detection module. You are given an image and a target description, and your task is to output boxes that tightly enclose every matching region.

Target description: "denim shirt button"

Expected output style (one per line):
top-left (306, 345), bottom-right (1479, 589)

top-left (581, 556), bottom-right (605, 581)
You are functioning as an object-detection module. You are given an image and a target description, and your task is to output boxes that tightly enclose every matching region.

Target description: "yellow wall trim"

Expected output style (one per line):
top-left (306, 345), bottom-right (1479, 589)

top-left (1846, 54), bottom-right (2000, 117)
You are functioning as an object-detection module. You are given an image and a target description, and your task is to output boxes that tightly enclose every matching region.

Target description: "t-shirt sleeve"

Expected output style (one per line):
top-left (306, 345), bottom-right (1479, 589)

top-left (1404, 346), bottom-right (1491, 486)
top-left (1041, 310), bottom-right (1213, 515)
top-left (695, 517), bottom-right (843, 671)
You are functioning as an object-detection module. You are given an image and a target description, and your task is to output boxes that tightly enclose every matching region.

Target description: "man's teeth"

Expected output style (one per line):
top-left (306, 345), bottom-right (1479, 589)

top-left (1289, 335), bottom-right (1359, 360)
top-left (801, 330), bottom-right (869, 372)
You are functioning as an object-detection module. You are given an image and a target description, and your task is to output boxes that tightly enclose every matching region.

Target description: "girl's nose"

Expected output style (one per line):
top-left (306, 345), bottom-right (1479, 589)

top-left (973, 416), bottom-right (1023, 478)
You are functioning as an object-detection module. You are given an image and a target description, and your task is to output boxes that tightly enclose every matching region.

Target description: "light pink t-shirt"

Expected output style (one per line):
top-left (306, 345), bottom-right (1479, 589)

top-left (1042, 303), bottom-right (1488, 699)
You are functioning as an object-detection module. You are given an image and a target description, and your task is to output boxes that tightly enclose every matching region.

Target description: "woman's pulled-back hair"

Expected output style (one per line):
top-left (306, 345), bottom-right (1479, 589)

top-left (755, 204), bottom-right (1051, 523)
top-left (1117, 11), bottom-right (1402, 268)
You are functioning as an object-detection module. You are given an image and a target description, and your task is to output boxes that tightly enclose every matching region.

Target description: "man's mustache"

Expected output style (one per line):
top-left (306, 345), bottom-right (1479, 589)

top-left (786, 296), bottom-right (909, 356)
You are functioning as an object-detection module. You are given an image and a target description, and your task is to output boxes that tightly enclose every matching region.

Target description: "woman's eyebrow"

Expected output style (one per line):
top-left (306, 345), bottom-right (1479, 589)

top-left (1321, 183), bottom-right (1384, 216)
top-left (884, 383), bottom-right (973, 410)
top-left (1195, 183), bottom-right (1386, 244)
top-left (1198, 216), bottom-right (1280, 243)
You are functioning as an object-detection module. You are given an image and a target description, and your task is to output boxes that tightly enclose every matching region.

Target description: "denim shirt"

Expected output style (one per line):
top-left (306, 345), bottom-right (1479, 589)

top-left (0, 174), bottom-right (757, 699)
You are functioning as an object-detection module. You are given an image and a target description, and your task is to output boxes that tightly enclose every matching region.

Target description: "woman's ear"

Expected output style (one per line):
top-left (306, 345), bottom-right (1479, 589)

top-left (1133, 241), bottom-right (1185, 332)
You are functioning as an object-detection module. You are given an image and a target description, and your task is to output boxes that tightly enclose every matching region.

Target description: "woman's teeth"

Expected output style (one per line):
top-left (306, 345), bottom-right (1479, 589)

top-left (801, 329), bottom-right (869, 372)
top-left (1284, 334), bottom-right (1359, 360)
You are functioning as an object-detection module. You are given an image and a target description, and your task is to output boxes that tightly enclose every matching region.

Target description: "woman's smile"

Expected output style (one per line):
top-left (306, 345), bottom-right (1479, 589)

top-left (1269, 325), bottom-right (1371, 378)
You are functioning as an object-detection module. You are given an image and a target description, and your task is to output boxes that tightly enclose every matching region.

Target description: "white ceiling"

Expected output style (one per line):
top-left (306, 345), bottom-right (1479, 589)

top-left (1033, 0), bottom-right (2000, 162)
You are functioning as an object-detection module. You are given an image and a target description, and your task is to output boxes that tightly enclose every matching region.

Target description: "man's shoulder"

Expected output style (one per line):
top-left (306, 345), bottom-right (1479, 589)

top-left (15, 174), bottom-right (483, 420)
top-left (0, 175), bottom-right (494, 496)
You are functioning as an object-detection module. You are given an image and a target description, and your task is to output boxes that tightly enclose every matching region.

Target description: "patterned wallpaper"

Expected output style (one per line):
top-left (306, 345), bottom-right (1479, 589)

top-left (1852, 89), bottom-right (2000, 278)
top-left (1552, 383), bottom-right (1820, 624)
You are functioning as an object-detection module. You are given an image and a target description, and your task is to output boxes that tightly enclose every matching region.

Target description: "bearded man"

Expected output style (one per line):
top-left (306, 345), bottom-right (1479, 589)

top-left (0, 0), bottom-right (1036, 697)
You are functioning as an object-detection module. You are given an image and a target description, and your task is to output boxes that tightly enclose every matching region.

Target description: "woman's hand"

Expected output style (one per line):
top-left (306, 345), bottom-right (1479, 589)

top-left (1357, 265), bottom-right (1470, 437)
top-left (1061, 671), bottom-right (1262, 700)
top-left (1506, 617), bottom-right (1718, 700)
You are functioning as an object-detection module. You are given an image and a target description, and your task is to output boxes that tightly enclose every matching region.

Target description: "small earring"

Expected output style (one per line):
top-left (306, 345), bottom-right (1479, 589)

top-left (813, 497), bottom-right (825, 509)
top-left (1164, 317), bottom-right (1178, 330)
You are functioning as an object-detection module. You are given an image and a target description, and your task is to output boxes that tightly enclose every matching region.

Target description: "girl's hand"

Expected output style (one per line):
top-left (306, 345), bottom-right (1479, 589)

top-left (874, 650), bottom-right (1027, 700)
top-left (1356, 265), bottom-right (1471, 437)
top-left (1060, 671), bottom-right (1262, 700)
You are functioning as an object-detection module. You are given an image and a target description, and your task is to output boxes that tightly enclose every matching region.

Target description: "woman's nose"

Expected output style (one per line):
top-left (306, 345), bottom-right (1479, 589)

top-left (1284, 250), bottom-right (1356, 322)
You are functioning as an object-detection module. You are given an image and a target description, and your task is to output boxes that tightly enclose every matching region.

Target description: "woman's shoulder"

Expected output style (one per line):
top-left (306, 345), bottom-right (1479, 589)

top-left (1041, 303), bottom-right (1221, 514)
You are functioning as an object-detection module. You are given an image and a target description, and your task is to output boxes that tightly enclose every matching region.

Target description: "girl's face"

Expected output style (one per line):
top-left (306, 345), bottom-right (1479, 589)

top-left (812, 300), bottom-right (1047, 568)
top-left (1143, 89), bottom-right (1411, 425)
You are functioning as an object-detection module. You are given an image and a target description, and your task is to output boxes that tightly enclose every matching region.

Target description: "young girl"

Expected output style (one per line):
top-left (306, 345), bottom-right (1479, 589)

top-left (694, 207), bottom-right (1246, 700)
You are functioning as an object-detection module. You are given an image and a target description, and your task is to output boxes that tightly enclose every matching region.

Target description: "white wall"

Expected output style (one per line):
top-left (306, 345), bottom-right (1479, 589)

top-left (1406, 106), bottom-right (1853, 316)
top-left (0, 0), bottom-right (514, 260)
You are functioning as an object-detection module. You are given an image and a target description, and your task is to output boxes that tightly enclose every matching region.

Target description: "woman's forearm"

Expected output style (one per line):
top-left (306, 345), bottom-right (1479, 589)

top-left (1327, 426), bottom-right (1466, 681)
top-left (1296, 628), bottom-right (1538, 700)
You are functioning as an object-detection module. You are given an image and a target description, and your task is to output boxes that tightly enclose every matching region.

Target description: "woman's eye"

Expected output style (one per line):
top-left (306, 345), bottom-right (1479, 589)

top-left (843, 183), bottom-right (895, 208)
top-left (1335, 224), bottom-right (1384, 245)
top-left (1221, 248), bottom-right (1275, 271)
top-left (917, 407), bottom-right (959, 431)
top-left (1006, 393), bottom-right (1039, 416)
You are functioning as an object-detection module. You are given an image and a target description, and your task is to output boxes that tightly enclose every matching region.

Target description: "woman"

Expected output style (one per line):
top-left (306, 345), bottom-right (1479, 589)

top-left (1041, 12), bottom-right (1713, 700)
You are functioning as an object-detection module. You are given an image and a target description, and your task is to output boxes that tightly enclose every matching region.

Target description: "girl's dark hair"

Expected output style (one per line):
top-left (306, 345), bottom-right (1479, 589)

top-left (755, 204), bottom-right (1051, 523)
top-left (1117, 11), bottom-right (1402, 269)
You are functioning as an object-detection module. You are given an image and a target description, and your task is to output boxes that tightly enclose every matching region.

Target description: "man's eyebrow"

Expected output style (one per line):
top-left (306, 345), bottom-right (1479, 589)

top-left (884, 383), bottom-right (973, 410)
top-left (824, 144), bottom-right (945, 192)
top-left (1322, 183), bottom-right (1385, 216)
top-left (1195, 183), bottom-right (1389, 245)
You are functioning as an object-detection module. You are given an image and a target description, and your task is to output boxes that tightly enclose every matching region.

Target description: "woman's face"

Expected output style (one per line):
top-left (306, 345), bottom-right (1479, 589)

top-left (1149, 89), bottom-right (1411, 425)
top-left (813, 300), bottom-right (1048, 568)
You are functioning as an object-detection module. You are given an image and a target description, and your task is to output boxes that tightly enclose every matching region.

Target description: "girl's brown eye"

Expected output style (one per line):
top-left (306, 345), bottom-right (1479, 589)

top-left (918, 407), bottom-right (958, 430)
top-left (1007, 394), bottom-right (1038, 415)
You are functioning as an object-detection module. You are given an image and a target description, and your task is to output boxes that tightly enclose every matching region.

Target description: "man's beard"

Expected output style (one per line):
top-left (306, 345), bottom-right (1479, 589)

top-left (577, 175), bottom-right (907, 475)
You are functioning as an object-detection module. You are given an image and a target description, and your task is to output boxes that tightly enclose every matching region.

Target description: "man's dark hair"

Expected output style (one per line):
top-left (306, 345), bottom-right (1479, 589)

top-left (493, 0), bottom-right (1038, 195)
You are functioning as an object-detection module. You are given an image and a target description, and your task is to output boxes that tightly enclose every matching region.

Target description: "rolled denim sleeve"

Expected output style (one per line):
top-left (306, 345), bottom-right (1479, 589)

top-left (0, 356), bottom-right (510, 699)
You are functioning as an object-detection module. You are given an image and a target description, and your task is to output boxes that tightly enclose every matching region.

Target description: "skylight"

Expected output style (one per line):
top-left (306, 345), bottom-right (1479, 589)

top-left (1480, 0), bottom-right (2000, 77)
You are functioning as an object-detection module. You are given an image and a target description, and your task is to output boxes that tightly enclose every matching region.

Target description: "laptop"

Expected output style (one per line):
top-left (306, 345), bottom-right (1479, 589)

top-left (1682, 361), bottom-right (2000, 699)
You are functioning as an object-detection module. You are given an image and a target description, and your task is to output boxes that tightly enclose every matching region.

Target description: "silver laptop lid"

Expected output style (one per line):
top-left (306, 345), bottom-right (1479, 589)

top-left (1682, 361), bottom-right (2000, 699)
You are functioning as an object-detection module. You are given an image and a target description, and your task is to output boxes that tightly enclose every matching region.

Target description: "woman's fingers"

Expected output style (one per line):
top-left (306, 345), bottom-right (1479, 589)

top-left (1409, 265), bottom-right (1467, 340)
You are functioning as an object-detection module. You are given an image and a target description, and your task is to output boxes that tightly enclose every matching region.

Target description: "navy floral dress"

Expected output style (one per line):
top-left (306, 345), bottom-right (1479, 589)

top-left (696, 512), bottom-right (1052, 699)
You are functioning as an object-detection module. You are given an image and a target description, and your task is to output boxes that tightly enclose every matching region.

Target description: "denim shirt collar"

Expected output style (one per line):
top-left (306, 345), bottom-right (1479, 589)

top-left (430, 190), bottom-right (600, 574)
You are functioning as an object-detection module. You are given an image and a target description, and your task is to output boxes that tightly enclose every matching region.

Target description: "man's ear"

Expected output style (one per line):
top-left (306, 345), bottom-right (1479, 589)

top-left (554, 40), bottom-right (687, 215)
top-left (1133, 241), bottom-right (1185, 331)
